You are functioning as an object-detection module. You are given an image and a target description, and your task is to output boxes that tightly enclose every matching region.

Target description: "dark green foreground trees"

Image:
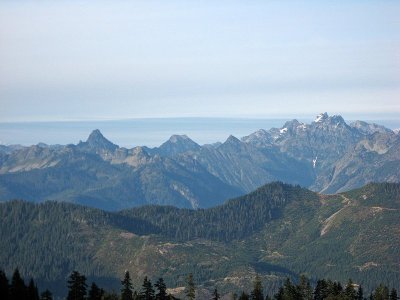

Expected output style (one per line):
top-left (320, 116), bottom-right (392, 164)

top-left (0, 268), bottom-right (398, 300)
top-left (0, 268), bottom-right (41, 300)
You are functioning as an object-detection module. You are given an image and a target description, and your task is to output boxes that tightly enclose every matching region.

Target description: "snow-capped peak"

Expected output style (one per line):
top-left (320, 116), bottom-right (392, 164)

top-left (314, 112), bottom-right (328, 123)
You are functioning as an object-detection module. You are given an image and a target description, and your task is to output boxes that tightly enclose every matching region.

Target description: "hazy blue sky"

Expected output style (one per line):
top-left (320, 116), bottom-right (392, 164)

top-left (1, 0), bottom-right (399, 122)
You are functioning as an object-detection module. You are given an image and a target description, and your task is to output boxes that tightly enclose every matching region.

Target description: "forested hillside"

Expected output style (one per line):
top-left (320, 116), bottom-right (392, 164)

top-left (0, 182), bottom-right (399, 297)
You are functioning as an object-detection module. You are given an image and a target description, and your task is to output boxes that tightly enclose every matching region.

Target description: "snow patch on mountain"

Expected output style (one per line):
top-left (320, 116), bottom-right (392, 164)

top-left (297, 124), bottom-right (307, 130)
top-left (314, 113), bottom-right (328, 123)
top-left (313, 156), bottom-right (318, 168)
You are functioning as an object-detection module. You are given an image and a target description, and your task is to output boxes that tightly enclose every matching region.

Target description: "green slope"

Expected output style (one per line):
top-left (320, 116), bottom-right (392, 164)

top-left (0, 182), bottom-right (399, 297)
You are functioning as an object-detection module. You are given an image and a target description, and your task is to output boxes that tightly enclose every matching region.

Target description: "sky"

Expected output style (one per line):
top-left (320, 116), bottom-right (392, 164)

top-left (0, 0), bottom-right (399, 122)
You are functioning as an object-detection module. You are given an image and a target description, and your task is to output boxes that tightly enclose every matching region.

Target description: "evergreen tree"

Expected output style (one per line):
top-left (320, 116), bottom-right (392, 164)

top-left (298, 275), bottom-right (312, 300)
top-left (155, 277), bottom-right (167, 300)
top-left (357, 286), bottom-right (364, 300)
top-left (283, 278), bottom-right (298, 300)
top-left (67, 270), bottom-right (87, 300)
top-left (334, 282), bottom-right (343, 296)
top-left (251, 275), bottom-right (264, 300)
top-left (88, 282), bottom-right (102, 300)
top-left (374, 284), bottom-right (384, 300)
top-left (213, 288), bottom-right (220, 300)
top-left (345, 279), bottom-right (356, 300)
top-left (265, 296), bottom-right (272, 300)
top-left (239, 291), bottom-right (250, 300)
top-left (140, 276), bottom-right (155, 300)
top-left (185, 273), bottom-right (195, 300)
top-left (121, 271), bottom-right (134, 300)
top-left (305, 282), bottom-right (313, 300)
top-left (314, 280), bottom-right (329, 300)
top-left (27, 278), bottom-right (40, 300)
top-left (383, 287), bottom-right (390, 300)
top-left (40, 289), bottom-right (53, 300)
top-left (232, 292), bottom-right (238, 300)
top-left (274, 287), bottom-right (284, 300)
top-left (389, 289), bottom-right (397, 300)
top-left (0, 269), bottom-right (10, 300)
top-left (10, 268), bottom-right (27, 300)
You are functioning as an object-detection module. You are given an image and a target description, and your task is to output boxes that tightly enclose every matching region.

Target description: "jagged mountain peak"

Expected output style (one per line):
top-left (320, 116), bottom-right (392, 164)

top-left (313, 112), bottom-right (329, 123)
top-left (78, 129), bottom-right (118, 153)
top-left (312, 113), bottom-right (347, 129)
top-left (313, 113), bottom-right (346, 124)
top-left (87, 129), bottom-right (106, 142)
top-left (224, 135), bottom-right (241, 144)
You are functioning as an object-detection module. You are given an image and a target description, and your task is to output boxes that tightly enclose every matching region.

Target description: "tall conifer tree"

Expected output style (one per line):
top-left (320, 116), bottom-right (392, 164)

top-left (10, 268), bottom-right (27, 300)
top-left (251, 275), bottom-right (264, 300)
top-left (185, 273), bottom-right (195, 300)
top-left (66, 271), bottom-right (87, 300)
top-left (140, 276), bottom-right (155, 300)
top-left (27, 278), bottom-right (40, 300)
top-left (88, 282), bottom-right (102, 300)
top-left (0, 270), bottom-right (10, 300)
top-left (389, 289), bottom-right (397, 300)
top-left (155, 277), bottom-right (167, 300)
top-left (121, 271), bottom-right (134, 300)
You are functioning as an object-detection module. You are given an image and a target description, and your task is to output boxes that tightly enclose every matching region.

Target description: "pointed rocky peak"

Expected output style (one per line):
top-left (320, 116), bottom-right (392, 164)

top-left (224, 135), bottom-right (241, 145)
top-left (87, 129), bottom-right (105, 143)
top-left (220, 135), bottom-right (245, 150)
top-left (155, 134), bottom-right (200, 157)
top-left (313, 112), bottom-right (329, 123)
top-left (78, 129), bottom-right (118, 153)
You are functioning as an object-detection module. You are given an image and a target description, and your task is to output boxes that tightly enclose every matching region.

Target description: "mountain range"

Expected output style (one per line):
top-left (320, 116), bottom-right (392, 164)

top-left (0, 113), bottom-right (399, 210)
top-left (1, 182), bottom-right (399, 298)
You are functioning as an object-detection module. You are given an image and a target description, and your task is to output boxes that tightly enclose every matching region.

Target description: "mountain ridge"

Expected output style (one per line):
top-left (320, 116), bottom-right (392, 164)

top-left (0, 113), bottom-right (398, 209)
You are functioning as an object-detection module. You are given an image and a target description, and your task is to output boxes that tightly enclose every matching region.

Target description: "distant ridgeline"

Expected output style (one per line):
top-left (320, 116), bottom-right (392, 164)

top-left (0, 182), bottom-right (399, 297)
top-left (0, 268), bottom-right (398, 300)
top-left (0, 113), bottom-right (399, 210)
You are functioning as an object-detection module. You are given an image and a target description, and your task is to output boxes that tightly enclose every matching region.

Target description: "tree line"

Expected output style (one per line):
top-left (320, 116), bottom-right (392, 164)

top-left (1, 268), bottom-right (398, 300)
